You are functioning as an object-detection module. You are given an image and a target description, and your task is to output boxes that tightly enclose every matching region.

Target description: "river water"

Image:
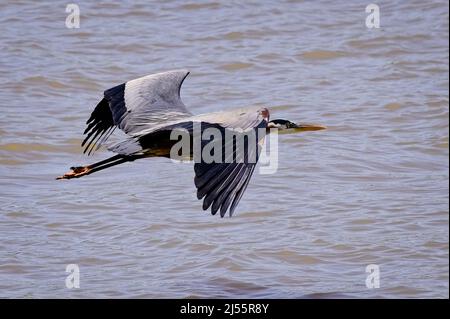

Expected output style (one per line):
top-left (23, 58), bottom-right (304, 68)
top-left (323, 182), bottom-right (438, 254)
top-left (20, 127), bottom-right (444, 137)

top-left (0, 0), bottom-right (448, 298)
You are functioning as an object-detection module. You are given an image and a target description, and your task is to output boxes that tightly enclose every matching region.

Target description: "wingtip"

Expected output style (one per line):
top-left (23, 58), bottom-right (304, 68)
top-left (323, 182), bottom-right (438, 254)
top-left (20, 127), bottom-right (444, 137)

top-left (178, 68), bottom-right (190, 75)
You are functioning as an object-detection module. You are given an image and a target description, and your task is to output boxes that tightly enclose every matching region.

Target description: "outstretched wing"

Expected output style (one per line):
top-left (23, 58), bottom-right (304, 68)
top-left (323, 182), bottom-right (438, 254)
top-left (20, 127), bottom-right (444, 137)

top-left (82, 69), bottom-right (192, 154)
top-left (193, 107), bottom-right (268, 217)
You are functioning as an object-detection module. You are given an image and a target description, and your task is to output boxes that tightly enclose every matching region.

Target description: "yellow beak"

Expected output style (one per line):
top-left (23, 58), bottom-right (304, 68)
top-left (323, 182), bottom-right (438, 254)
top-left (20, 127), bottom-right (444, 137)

top-left (294, 123), bottom-right (327, 132)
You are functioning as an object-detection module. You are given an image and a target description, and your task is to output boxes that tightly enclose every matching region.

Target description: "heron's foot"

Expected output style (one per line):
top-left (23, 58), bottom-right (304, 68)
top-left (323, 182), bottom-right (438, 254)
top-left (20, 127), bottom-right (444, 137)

top-left (56, 166), bottom-right (90, 180)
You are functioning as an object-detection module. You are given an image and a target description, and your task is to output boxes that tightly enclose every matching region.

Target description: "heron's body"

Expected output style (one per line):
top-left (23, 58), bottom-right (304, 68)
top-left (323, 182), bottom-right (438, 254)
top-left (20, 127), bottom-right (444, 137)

top-left (58, 70), bottom-right (325, 217)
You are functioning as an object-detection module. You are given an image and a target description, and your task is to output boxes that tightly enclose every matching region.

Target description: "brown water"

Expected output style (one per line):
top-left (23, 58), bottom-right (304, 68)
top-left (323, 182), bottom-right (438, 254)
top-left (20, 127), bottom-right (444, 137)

top-left (0, 1), bottom-right (448, 298)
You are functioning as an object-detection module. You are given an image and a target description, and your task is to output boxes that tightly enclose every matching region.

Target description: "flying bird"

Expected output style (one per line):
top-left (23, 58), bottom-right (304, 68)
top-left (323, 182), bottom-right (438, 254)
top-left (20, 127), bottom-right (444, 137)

top-left (57, 70), bottom-right (326, 217)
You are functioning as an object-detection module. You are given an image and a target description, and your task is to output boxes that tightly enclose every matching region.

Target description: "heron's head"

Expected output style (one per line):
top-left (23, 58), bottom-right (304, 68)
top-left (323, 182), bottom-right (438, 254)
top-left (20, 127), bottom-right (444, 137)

top-left (267, 119), bottom-right (327, 133)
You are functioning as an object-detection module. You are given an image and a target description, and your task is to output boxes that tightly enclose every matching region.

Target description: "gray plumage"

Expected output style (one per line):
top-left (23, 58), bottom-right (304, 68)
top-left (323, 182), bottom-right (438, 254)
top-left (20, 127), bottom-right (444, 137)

top-left (78, 70), bottom-right (268, 217)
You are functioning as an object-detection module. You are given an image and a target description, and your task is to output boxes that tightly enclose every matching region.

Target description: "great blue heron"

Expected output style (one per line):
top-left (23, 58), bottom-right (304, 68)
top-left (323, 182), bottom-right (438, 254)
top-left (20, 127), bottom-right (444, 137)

top-left (57, 70), bottom-right (326, 217)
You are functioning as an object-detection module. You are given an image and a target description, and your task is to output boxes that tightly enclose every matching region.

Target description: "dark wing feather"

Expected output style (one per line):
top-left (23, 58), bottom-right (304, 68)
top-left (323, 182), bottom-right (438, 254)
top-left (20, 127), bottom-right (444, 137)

top-left (194, 117), bottom-right (267, 217)
top-left (81, 98), bottom-right (117, 155)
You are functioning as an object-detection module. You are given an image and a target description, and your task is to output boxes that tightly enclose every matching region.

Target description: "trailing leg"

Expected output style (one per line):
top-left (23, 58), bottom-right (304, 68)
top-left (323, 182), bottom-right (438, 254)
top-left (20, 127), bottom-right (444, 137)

top-left (56, 154), bottom-right (139, 180)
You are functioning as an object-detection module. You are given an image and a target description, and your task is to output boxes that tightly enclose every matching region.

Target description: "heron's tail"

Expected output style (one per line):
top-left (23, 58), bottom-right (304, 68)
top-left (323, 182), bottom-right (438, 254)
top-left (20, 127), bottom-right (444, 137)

top-left (56, 154), bottom-right (138, 180)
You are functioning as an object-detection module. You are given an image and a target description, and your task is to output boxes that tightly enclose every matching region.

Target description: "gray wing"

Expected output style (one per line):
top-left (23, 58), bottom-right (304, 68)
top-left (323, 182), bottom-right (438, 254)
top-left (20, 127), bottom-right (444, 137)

top-left (82, 69), bottom-right (191, 154)
top-left (110, 106), bottom-right (269, 217)
top-left (192, 107), bottom-right (268, 217)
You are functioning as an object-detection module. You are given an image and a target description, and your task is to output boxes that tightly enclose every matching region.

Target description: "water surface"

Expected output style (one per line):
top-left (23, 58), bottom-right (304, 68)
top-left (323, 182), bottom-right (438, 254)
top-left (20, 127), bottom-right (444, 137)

top-left (0, 0), bottom-right (448, 298)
